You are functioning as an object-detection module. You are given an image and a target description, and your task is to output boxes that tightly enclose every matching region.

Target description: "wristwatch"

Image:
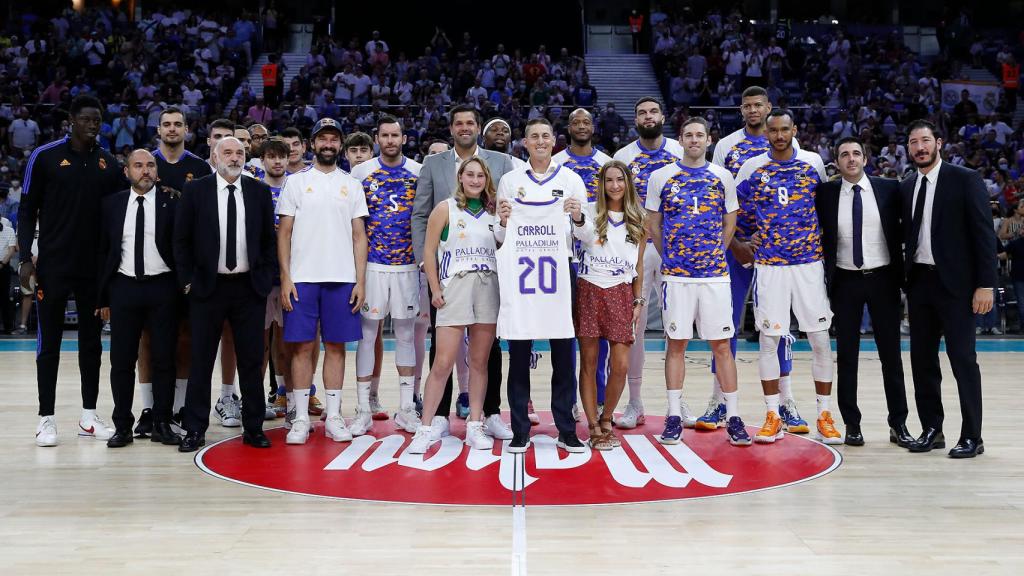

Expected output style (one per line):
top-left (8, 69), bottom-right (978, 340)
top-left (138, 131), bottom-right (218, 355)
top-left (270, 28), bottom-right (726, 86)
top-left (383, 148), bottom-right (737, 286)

top-left (632, 297), bottom-right (646, 307)
top-left (573, 213), bottom-right (586, 226)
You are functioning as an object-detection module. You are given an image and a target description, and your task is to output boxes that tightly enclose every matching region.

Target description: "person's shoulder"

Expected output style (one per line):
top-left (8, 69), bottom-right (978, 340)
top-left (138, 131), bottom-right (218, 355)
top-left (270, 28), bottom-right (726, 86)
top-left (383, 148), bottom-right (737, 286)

top-left (612, 141), bottom-right (637, 162)
top-left (28, 137), bottom-right (69, 163)
top-left (349, 158), bottom-right (380, 181)
top-left (649, 160), bottom-right (682, 183)
top-left (102, 189), bottom-right (130, 209)
top-left (551, 149), bottom-right (569, 163)
top-left (736, 152), bottom-right (770, 182)
top-left (706, 162), bottom-right (734, 184)
top-left (867, 175), bottom-right (898, 192)
top-left (665, 138), bottom-right (686, 158)
top-left (404, 157), bottom-right (423, 175)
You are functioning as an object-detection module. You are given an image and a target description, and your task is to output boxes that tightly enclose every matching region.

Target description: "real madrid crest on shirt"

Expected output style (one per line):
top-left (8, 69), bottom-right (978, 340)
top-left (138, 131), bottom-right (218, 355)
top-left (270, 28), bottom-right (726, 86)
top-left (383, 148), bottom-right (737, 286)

top-left (516, 187), bottom-right (526, 199)
top-left (340, 185), bottom-right (348, 198)
top-left (98, 158), bottom-right (107, 170)
top-left (457, 218), bottom-right (466, 229)
top-left (761, 172), bottom-right (771, 184)
top-left (186, 173), bottom-right (194, 182)
top-left (369, 181), bottom-right (379, 192)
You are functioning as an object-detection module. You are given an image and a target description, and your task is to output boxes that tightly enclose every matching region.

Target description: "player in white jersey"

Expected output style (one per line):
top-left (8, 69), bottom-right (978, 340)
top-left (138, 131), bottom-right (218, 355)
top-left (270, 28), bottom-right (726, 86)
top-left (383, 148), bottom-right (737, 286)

top-left (495, 118), bottom-right (589, 453)
top-left (612, 97), bottom-right (688, 428)
top-left (408, 157), bottom-right (502, 453)
top-left (646, 117), bottom-right (751, 447)
top-left (574, 160), bottom-right (646, 450)
top-left (350, 116), bottom-right (424, 436)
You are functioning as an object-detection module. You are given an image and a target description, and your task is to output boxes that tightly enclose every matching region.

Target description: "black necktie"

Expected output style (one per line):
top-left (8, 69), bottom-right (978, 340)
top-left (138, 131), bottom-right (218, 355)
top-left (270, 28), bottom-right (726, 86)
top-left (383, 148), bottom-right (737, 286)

top-left (910, 176), bottom-right (928, 261)
top-left (851, 184), bottom-right (864, 268)
top-left (226, 184), bottom-right (237, 271)
top-left (134, 196), bottom-right (145, 279)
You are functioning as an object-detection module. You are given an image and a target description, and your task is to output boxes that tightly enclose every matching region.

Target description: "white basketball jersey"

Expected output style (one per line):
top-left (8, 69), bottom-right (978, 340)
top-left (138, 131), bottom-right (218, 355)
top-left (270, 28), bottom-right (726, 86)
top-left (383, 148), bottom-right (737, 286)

top-left (576, 211), bottom-right (639, 289)
top-left (437, 198), bottom-right (497, 288)
top-left (496, 199), bottom-right (574, 340)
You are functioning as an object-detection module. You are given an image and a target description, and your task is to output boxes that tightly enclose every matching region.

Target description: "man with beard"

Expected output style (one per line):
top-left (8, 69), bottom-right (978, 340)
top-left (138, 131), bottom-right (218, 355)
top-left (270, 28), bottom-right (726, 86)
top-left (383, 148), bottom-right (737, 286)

top-left (279, 119), bottom-right (369, 445)
top-left (350, 116), bottom-right (422, 436)
top-left (20, 95), bottom-right (127, 446)
top-left (98, 150), bottom-right (180, 447)
top-left (612, 97), bottom-right (686, 430)
top-left (483, 118), bottom-right (526, 168)
top-left (175, 136), bottom-right (278, 452)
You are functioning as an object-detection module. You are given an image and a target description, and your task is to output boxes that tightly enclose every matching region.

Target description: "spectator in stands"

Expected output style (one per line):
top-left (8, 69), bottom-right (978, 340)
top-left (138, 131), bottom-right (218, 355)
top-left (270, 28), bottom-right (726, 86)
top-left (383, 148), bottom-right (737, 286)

top-left (8, 108), bottom-right (39, 154)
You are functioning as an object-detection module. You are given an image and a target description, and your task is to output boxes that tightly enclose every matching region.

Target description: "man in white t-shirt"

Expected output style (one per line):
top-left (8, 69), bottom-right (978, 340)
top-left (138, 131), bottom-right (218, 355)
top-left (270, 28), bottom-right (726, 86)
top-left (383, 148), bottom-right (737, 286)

top-left (277, 118), bottom-right (369, 445)
top-left (9, 109), bottom-right (40, 153)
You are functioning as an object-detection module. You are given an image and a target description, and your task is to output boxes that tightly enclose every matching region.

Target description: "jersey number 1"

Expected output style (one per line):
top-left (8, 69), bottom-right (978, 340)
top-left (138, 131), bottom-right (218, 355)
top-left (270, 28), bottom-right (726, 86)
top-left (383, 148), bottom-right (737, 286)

top-left (519, 256), bottom-right (557, 294)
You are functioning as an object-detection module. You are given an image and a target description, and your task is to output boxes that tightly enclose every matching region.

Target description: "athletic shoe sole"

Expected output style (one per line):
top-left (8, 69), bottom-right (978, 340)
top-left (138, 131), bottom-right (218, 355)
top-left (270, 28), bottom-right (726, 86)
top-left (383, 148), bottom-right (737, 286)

top-left (814, 432), bottom-right (845, 445)
top-left (754, 431), bottom-right (785, 444)
top-left (556, 441), bottom-right (587, 453)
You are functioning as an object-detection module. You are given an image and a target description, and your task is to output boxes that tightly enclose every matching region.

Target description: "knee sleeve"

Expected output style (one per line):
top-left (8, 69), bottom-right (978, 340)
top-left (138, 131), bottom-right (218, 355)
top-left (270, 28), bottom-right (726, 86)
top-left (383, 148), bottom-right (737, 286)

top-left (807, 330), bottom-right (834, 382)
top-left (393, 317), bottom-right (417, 367)
top-left (758, 333), bottom-right (781, 380)
top-left (778, 332), bottom-right (795, 374)
top-left (356, 318), bottom-right (380, 378)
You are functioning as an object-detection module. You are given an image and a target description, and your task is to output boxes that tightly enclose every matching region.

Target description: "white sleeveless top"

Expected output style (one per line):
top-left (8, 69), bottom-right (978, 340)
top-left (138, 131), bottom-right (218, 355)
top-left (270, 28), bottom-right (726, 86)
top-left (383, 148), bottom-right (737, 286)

top-left (575, 210), bottom-right (639, 289)
top-left (437, 198), bottom-right (497, 288)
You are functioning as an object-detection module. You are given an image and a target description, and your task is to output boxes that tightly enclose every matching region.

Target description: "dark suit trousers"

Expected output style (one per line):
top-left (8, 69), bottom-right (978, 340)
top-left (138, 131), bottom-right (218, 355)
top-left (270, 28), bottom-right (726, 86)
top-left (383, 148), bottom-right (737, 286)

top-left (907, 265), bottom-right (983, 439)
top-left (36, 275), bottom-right (102, 416)
top-left (831, 266), bottom-right (908, 429)
top-left (109, 273), bottom-right (178, 430)
top-left (185, 273), bottom-right (265, 435)
top-left (431, 302), bottom-right (502, 417)
top-left (507, 339), bottom-right (575, 437)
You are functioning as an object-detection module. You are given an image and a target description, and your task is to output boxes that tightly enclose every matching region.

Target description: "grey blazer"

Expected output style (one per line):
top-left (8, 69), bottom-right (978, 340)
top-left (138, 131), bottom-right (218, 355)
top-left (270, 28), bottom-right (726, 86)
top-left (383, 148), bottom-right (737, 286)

top-left (411, 146), bottom-right (515, 264)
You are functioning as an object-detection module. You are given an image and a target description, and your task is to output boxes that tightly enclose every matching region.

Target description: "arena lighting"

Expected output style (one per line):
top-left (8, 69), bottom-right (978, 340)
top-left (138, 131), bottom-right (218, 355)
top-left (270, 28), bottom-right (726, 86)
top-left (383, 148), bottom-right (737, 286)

top-left (71, 0), bottom-right (85, 11)
top-left (832, 19), bottom-right (840, 24)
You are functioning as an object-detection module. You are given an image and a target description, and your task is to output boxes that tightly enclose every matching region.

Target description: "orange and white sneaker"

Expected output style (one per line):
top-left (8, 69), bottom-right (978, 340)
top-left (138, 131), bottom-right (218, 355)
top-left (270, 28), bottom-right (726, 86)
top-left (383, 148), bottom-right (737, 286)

top-left (815, 411), bottom-right (844, 445)
top-left (754, 411), bottom-right (785, 444)
top-left (308, 395), bottom-right (324, 417)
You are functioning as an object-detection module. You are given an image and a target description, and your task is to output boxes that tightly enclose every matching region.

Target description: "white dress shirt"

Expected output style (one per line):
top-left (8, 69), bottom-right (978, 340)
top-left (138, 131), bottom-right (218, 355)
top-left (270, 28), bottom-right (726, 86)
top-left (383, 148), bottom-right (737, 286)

top-left (911, 159), bottom-right (941, 265)
top-left (216, 173), bottom-right (249, 273)
top-left (837, 175), bottom-right (890, 270)
top-left (119, 188), bottom-right (171, 277)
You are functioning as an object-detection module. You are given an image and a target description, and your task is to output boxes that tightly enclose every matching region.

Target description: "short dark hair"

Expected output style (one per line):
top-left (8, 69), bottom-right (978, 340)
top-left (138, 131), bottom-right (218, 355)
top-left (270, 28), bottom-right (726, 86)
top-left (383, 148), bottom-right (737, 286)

top-left (233, 124), bottom-right (247, 132)
top-left (907, 119), bottom-right (942, 140)
top-left (449, 104), bottom-right (481, 126)
top-left (634, 97), bottom-right (663, 114)
top-left (260, 137), bottom-right (290, 158)
top-left (835, 136), bottom-right (865, 154)
top-left (159, 107), bottom-right (185, 123)
top-left (344, 132), bottom-right (373, 150)
top-left (681, 116), bottom-right (709, 133)
top-left (766, 108), bottom-right (794, 123)
top-left (279, 127), bottom-right (303, 140)
top-left (376, 114), bottom-right (403, 133)
top-left (524, 117), bottom-right (553, 132)
top-left (741, 86), bottom-right (768, 100)
top-left (209, 118), bottom-right (234, 132)
top-left (70, 95), bottom-right (103, 117)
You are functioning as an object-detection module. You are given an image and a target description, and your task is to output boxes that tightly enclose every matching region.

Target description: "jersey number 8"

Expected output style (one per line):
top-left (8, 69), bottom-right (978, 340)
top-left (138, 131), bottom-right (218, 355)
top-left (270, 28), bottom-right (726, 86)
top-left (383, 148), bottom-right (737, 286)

top-left (519, 256), bottom-right (558, 294)
top-left (776, 186), bottom-right (789, 206)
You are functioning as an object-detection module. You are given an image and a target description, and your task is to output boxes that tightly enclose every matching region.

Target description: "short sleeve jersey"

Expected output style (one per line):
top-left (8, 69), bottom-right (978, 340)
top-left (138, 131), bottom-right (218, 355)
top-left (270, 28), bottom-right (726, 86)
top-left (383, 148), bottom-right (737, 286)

top-left (351, 156), bottom-right (422, 269)
top-left (552, 148), bottom-right (613, 202)
top-left (612, 138), bottom-right (685, 205)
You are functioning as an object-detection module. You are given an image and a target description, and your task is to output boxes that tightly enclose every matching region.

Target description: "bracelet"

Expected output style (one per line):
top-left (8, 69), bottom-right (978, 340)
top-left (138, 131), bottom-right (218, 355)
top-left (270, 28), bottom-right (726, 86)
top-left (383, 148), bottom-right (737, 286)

top-left (632, 297), bottom-right (646, 307)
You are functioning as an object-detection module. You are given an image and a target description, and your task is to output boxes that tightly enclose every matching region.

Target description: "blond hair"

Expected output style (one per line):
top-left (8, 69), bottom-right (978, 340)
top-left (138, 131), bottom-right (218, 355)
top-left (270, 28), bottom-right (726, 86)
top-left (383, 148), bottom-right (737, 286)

top-left (453, 157), bottom-right (496, 214)
top-left (595, 160), bottom-right (646, 245)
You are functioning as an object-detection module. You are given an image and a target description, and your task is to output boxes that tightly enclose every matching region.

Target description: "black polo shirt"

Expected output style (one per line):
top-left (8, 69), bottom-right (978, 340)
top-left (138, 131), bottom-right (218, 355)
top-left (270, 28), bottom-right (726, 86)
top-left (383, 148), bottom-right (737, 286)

top-left (153, 148), bottom-right (213, 193)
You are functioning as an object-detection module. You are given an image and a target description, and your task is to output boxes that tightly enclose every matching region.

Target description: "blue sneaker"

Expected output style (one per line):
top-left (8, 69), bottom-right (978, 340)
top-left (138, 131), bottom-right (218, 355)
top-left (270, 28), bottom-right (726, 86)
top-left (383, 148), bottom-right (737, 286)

top-left (779, 399), bottom-right (810, 434)
top-left (456, 392), bottom-right (470, 419)
top-left (726, 416), bottom-right (752, 446)
top-left (695, 400), bottom-right (727, 431)
top-left (658, 416), bottom-right (683, 445)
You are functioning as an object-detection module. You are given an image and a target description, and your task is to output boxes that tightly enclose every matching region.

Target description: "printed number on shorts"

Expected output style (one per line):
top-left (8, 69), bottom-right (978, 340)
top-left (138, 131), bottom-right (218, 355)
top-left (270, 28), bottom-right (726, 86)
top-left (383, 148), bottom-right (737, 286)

top-left (518, 256), bottom-right (557, 294)
top-left (776, 186), bottom-right (789, 206)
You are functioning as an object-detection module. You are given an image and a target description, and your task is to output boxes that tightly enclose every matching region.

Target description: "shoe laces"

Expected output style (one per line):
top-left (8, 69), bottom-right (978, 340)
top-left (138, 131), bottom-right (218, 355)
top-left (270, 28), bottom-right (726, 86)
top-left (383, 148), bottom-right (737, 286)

top-left (818, 411), bottom-right (838, 434)
top-left (702, 399), bottom-right (720, 417)
top-left (761, 412), bottom-right (779, 432)
top-left (679, 400), bottom-right (694, 417)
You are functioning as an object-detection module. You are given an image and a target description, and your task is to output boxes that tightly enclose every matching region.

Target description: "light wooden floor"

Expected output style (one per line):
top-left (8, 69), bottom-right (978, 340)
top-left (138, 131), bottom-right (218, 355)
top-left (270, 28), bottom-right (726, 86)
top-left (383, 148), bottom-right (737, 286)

top-left (2, 345), bottom-right (1023, 575)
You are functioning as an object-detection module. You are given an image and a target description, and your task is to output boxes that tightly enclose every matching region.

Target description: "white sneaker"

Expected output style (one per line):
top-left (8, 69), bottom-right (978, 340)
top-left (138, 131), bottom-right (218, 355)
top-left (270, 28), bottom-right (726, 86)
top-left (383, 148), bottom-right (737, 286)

top-left (286, 418), bottom-right (310, 444)
top-left (369, 394), bottom-right (388, 420)
top-left (465, 420), bottom-right (495, 450)
top-left (430, 416), bottom-right (451, 441)
top-left (616, 403), bottom-right (645, 429)
top-left (36, 416), bottom-right (58, 447)
top-left (407, 425), bottom-right (436, 454)
top-left (284, 408), bottom-right (296, 430)
top-left (264, 399), bottom-right (278, 420)
top-left (572, 403), bottom-right (582, 422)
top-left (680, 399), bottom-right (697, 428)
top-left (348, 409), bottom-right (373, 436)
top-left (325, 415), bottom-right (353, 442)
top-left (394, 406), bottom-right (421, 433)
top-left (79, 413), bottom-right (114, 440)
top-left (215, 395), bottom-right (242, 427)
top-left (483, 414), bottom-right (514, 440)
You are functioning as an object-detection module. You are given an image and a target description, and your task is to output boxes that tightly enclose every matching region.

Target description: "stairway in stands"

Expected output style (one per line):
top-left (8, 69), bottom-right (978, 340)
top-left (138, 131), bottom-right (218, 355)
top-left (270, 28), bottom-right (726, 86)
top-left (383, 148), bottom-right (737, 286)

top-left (962, 66), bottom-right (1024, 128)
top-left (225, 52), bottom-right (307, 113)
top-left (584, 53), bottom-right (665, 131)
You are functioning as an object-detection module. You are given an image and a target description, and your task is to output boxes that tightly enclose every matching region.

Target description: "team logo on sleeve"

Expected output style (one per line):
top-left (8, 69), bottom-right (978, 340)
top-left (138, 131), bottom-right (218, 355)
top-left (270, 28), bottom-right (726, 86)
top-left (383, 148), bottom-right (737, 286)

top-left (369, 181), bottom-right (379, 192)
top-left (730, 150), bottom-right (741, 161)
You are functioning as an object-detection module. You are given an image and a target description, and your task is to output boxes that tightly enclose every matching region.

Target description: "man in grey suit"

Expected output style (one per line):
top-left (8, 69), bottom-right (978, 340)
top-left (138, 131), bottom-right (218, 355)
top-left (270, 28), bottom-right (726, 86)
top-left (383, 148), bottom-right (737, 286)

top-left (412, 104), bottom-right (515, 439)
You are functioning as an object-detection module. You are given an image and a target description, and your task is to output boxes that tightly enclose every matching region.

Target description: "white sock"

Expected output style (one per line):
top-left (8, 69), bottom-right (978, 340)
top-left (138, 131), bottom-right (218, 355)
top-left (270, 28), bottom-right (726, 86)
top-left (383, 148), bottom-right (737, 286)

top-left (326, 389), bottom-right (342, 418)
top-left (81, 408), bottom-right (97, 421)
top-left (173, 379), bottom-right (187, 411)
top-left (724, 391), bottom-right (739, 420)
top-left (286, 391), bottom-right (295, 413)
top-left (357, 381), bottom-right (371, 411)
top-left (816, 394), bottom-right (830, 416)
top-left (370, 376), bottom-right (380, 397)
top-left (628, 377), bottom-right (644, 410)
top-left (711, 374), bottom-right (724, 404)
top-left (399, 376), bottom-right (414, 410)
top-left (220, 383), bottom-right (234, 400)
top-left (765, 393), bottom-right (780, 416)
top-left (294, 388), bottom-right (310, 421)
top-left (666, 390), bottom-right (682, 417)
top-left (779, 375), bottom-right (793, 403)
top-left (138, 382), bottom-right (154, 410)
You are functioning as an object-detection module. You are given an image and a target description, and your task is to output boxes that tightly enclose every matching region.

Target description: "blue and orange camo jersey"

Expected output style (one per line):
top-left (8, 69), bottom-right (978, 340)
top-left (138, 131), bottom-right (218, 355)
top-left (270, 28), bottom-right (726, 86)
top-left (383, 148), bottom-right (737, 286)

top-left (735, 148), bottom-right (827, 267)
top-left (552, 148), bottom-right (614, 203)
top-left (613, 137), bottom-right (686, 205)
top-left (646, 161), bottom-right (739, 281)
top-left (351, 156), bottom-right (423, 268)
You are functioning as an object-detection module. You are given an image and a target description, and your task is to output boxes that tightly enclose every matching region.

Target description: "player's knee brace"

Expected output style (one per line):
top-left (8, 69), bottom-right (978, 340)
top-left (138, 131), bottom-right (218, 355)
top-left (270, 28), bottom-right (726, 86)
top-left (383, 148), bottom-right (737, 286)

top-left (807, 330), bottom-right (833, 382)
top-left (393, 317), bottom-right (417, 367)
top-left (758, 332), bottom-right (782, 380)
top-left (355, 318), bottom-right (379, 378)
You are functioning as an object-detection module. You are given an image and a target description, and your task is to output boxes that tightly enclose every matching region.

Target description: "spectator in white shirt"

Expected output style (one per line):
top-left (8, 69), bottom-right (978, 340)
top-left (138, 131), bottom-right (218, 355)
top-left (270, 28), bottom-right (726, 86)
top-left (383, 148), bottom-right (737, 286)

top-left (365, 30), bottom-right (389, 57)
top-left (8, 109), bottom-right (40, 153)
top-left (982, 114), bottom-right (1014, 145)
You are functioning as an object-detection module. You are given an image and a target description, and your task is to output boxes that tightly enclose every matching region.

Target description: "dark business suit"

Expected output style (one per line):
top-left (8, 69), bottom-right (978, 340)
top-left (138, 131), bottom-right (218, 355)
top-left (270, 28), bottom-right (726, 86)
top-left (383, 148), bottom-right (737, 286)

top-left (816, 176), bottom-right (908, 430)
top-left (99, 189), bottom-right (179, 431)
top-left (174, 173), bottom-right (276, 435)
top-left (901, 162), bottom-right (996, 441)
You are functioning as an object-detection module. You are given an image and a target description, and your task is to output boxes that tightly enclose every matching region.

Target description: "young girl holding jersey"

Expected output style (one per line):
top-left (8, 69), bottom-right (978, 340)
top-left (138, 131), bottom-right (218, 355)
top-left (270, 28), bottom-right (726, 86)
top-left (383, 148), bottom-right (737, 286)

top-left (574, 160), bottom-right (647, 450)
top-left (409, 158), bottom-right (500, 453)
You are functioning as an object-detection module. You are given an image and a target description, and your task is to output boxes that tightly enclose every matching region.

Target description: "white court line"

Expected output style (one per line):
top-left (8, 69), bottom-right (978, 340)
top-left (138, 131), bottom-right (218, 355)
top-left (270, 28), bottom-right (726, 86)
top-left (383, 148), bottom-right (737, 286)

top-left (511, 451), bottom-right (527, 576)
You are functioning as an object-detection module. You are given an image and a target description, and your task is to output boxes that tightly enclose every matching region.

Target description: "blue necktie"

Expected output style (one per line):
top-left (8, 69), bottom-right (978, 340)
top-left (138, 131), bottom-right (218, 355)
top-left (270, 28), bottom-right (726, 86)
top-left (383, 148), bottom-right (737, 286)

top-left (852, 184), bottom-right (864, 269)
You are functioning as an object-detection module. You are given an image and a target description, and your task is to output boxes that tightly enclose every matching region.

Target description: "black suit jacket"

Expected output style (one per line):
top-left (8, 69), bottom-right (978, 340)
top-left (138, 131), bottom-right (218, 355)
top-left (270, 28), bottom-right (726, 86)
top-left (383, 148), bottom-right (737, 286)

top-left (900, 162), bottom-right (998, 297)
top-left (97, 188), bottom-right (177, 307)
top-left (815, 176), bottom-right (904, 294)
top-left (173, 173), bottom-right (276, 299)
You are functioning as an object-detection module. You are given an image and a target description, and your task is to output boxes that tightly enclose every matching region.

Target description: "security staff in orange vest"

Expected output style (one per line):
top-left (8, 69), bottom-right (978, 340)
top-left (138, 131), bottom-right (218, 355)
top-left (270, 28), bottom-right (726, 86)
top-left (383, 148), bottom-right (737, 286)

top-left (261, 53), bottom-right (282, 108)
top-left (629, 10), bottom-right (645, 54)
top-left (1002, 56), bottom-right (1019, 112)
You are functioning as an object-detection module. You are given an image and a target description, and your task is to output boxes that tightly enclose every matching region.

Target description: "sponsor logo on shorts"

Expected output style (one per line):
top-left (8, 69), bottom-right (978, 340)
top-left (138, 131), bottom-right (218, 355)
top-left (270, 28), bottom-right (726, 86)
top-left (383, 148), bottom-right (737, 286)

top-left (723, 326), bottom-right (732, 332)
top-left (818, 317), bottom-right (827, 323)
top-left (551, 189), bottom-right (563, 197)
top-left (407, 305), bottom-right (414, 311)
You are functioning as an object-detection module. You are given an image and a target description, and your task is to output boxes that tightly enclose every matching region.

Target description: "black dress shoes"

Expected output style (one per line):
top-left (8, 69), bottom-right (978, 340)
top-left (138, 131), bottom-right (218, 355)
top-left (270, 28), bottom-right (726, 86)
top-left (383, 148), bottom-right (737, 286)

top-left (907, 427), bottom-right (945, 452)
top-left (242, 431), bottom-right (272, 448)
top-left (889, 424), bottom-right (915, 448)
top-left (150, 422), bottom-right (181, 445)
top-left (133, 408), bottom-right (153, 438)
top-left (179, 432), bottom-right (206, 452)
top-left (107, 429), bottom-right (134, 448)
top-left (844, 426), bottom-right (864, 446)
top-left (948, 438), bottom-right (984, 458)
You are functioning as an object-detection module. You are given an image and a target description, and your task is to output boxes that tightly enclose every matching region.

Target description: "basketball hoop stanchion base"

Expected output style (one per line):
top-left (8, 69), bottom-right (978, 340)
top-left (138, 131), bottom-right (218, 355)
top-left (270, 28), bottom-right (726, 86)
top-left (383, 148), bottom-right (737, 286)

top-left (511, 450), bottom-right (527, 576)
